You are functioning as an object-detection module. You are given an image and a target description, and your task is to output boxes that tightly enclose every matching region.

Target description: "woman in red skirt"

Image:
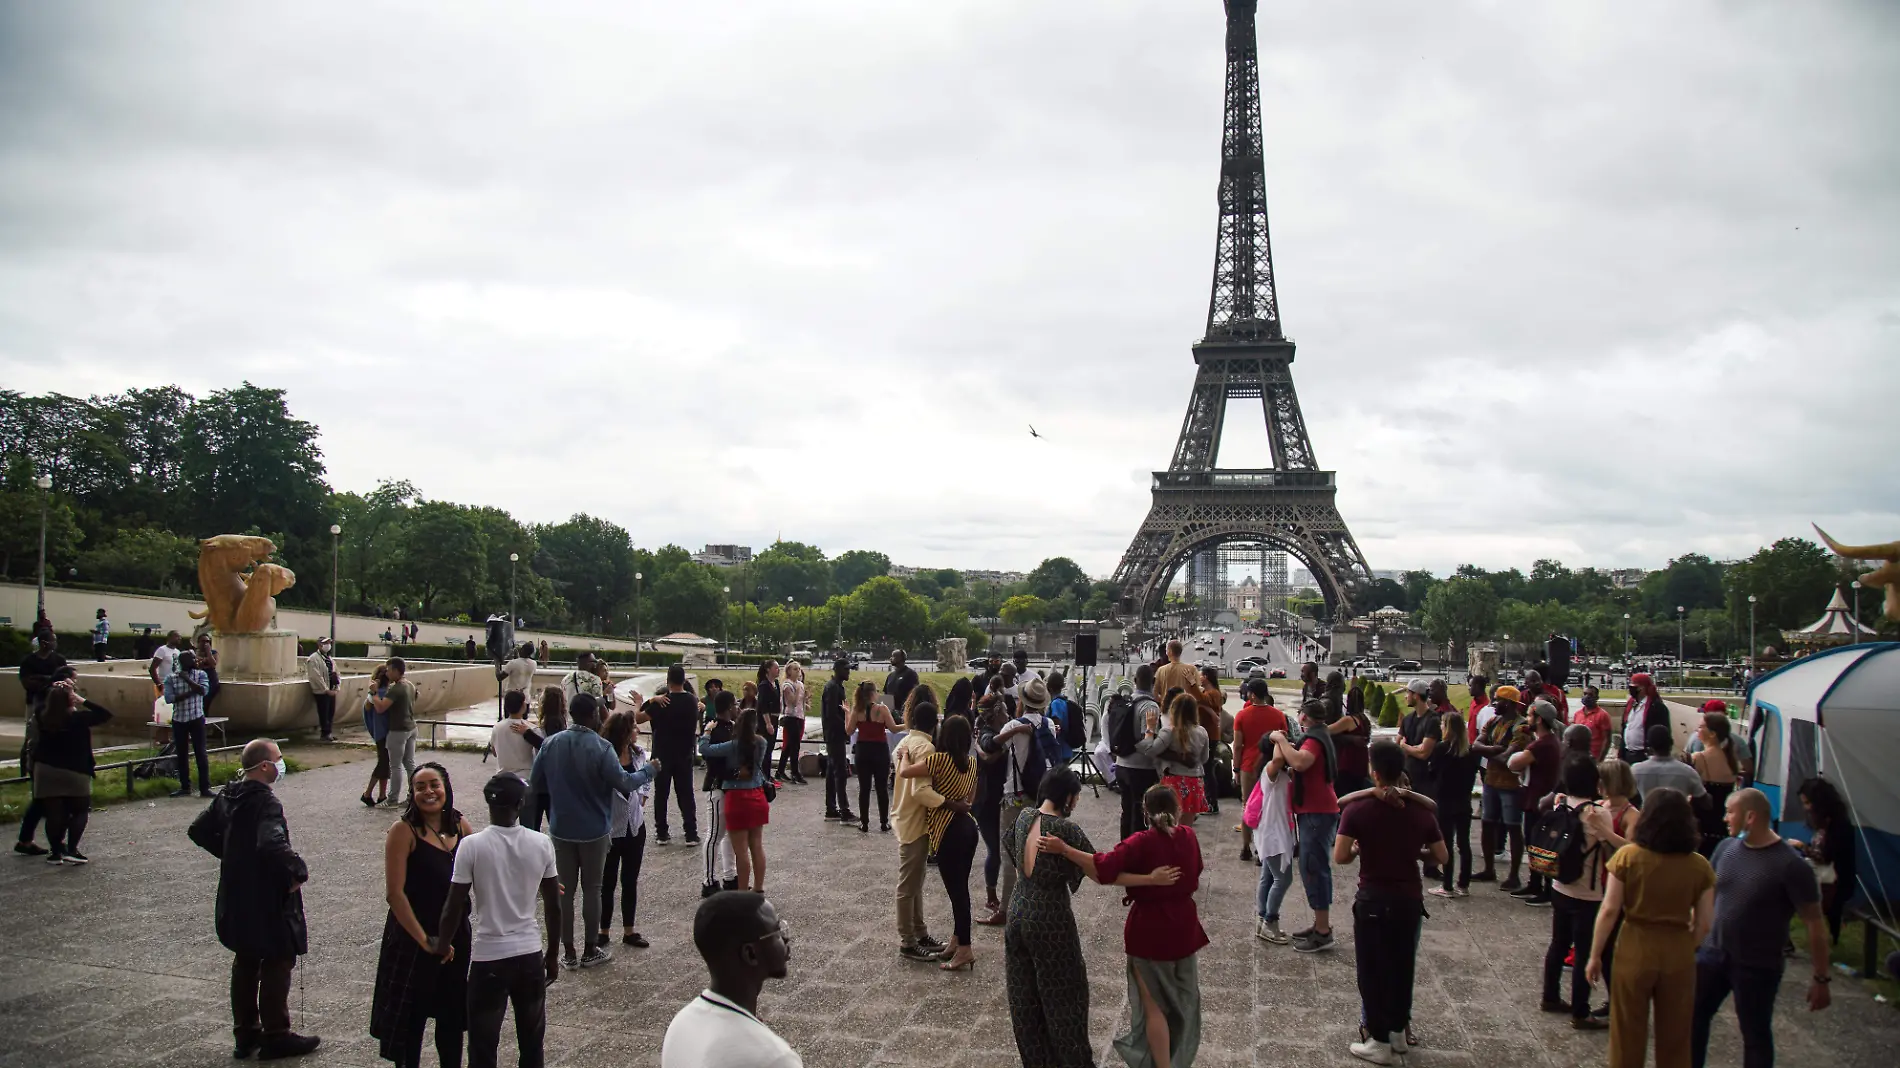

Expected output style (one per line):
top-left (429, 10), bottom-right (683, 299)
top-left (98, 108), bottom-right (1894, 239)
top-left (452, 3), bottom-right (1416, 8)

top-left (698, 707), bottom-right (772, 892)
top-left (1139, 694), bottom-right (1211, 825)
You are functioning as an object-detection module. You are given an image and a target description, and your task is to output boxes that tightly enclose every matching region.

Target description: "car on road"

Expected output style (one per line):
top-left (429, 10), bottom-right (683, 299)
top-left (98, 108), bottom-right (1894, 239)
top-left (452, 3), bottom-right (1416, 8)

top-left (1234, 657), bottom-right (1267, 672)
top-left (1359, 666), bottom-right (1391, 681)
top-left (1268, 668), bottom-right (1286, 679)
top-left (1391, 660), bottom-right (1422, 673)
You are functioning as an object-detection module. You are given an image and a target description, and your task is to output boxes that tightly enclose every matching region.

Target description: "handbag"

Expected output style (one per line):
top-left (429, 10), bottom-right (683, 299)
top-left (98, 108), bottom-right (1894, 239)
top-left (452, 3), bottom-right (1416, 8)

top-left (762, 781), bottom-right (778, 803)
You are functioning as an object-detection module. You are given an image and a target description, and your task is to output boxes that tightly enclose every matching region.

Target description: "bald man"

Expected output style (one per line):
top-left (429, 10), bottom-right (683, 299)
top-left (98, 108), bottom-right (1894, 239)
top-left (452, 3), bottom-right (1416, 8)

top-left (188, 740), bottom-right (319, 1060)
top-left (1690, 788), bottom-right (1831, 1068)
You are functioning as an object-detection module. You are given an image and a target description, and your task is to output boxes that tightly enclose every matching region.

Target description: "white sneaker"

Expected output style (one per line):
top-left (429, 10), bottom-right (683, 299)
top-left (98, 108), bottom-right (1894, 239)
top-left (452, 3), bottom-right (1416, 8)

top-left (1349, 1038), bottom-right (1396, 1065)
top-left (1391, 1029), bottom-right (1408, 1055)
top-left (1254, 918), bottom-right (1272, 942)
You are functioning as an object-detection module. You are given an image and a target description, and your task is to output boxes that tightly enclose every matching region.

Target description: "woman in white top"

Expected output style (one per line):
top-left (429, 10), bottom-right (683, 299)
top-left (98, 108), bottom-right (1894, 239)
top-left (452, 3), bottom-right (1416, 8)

top-left (602, 710), bottom-right (654, 948)
top-left (1247, 741), bottom-right (1296, 943)
top-left (774, 662), bottom-right (809, 785)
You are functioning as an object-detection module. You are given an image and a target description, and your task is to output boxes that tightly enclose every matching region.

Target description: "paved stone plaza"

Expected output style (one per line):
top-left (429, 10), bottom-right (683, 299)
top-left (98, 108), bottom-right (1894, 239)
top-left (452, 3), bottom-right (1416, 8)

top-left (0, 745), bottom-right (1894, 1068)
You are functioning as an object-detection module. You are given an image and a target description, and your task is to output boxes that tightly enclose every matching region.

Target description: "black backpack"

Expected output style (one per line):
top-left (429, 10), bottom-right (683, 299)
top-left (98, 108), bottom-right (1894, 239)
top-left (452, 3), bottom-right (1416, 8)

top-left (1053, 695), bottom-right (1087, 750)
top-left (1009, 716), bottom-right (1060, 795)
top-left (1106, 693), bottom-right (1143, 758)
top-left (1528, 797), bottom-right (1600, 886)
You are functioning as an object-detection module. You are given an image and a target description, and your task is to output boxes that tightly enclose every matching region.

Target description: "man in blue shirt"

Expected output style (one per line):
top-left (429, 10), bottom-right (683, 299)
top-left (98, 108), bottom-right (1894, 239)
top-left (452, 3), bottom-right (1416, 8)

top-left (163, 649), bottom-right (214, 798)
top-left (91, 609), bottom-right (110, 661)
top-left (529, 692), bottom-right (658, 969)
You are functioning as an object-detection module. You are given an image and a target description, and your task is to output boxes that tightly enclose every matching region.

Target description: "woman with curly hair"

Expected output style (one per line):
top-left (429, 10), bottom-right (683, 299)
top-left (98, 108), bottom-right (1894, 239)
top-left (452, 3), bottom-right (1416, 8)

top-left (370, 763), bottom-right (473, 1068)
top-left (1787, 777), bottom-right (1855, 945)
top-left (1140, 694), bottom-right (1210, 825)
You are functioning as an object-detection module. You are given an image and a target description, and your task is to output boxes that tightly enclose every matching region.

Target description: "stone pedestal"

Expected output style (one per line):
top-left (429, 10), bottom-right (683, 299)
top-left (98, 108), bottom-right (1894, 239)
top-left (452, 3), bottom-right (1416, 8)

top-left (1468, 645), bottom-right (1499, 683)
top-left (218, 630), bottom-right (300, 681)
top-left (935, 637), bottom-right (967, 672)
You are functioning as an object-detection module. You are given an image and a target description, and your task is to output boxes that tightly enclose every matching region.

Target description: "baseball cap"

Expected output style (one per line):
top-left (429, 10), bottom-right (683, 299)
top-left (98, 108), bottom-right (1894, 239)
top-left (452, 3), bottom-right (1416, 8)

top-left (482, 773), bottom-right (529, 807)
top-left (1405, 678), bottom-right (1430, 696)
top-left (1530, 699), bottom-right (1563, 727)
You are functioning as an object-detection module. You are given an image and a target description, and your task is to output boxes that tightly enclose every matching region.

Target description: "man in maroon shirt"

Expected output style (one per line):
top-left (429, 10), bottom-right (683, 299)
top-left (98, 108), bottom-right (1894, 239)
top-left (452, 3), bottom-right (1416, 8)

top-left (1336, 741), bottom-right (1446, 1066)
top-left (1508, 700), bottom-right (1566, 907)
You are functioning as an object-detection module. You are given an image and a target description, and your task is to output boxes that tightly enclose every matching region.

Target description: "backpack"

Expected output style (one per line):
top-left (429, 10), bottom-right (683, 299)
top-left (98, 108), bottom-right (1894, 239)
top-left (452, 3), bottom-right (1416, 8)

top-left (1106, 693), bottom-right (1142, 758)
top-left (1053, 696), bottom-right (1086, 750)
top-left (1010, 715), bottom-right (1062, 795)
top-left (1528, 797), bottom-right (1600, 886)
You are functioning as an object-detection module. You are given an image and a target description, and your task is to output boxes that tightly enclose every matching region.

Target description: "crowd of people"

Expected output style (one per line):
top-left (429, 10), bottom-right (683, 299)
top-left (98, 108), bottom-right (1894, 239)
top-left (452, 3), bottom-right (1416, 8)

top-left (14, 621), bottom-right (1873, 1068)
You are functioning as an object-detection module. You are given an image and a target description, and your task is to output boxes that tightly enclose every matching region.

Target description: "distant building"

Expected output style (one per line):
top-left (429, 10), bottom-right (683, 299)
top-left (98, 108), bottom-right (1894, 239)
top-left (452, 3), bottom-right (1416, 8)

top-left (692, 544), bottom-right (754, 568)
top-left (1607, 568), bottom-right (1648, 589)
top-left (963, 569), bottom-right (1027, 586)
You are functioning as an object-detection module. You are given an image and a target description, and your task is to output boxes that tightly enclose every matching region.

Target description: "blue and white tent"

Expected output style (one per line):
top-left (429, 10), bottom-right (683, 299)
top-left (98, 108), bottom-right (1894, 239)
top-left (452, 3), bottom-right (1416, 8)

top-left (1746, 642), bottom-right (1900, 917)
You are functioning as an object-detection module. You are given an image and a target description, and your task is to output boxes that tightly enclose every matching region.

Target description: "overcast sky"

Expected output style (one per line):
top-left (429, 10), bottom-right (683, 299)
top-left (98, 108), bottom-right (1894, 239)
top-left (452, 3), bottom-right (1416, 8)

top-left (2, 0), bottom-right (1896, 581)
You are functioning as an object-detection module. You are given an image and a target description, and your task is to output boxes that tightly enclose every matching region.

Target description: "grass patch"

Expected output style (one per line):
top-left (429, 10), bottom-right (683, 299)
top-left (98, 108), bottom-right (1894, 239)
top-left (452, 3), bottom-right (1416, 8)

top-left (0, 751), bottom-right (306, 825)
top-left (1790, 914), bottom-right (1899, 1006)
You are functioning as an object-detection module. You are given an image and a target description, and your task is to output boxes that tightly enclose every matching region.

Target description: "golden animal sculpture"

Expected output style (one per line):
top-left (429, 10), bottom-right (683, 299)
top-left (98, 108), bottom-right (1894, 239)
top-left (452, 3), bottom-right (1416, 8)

top-left (190, 535), bottom-right (297, 633)
top-left (1814, 524), bottom-right (1900, 623)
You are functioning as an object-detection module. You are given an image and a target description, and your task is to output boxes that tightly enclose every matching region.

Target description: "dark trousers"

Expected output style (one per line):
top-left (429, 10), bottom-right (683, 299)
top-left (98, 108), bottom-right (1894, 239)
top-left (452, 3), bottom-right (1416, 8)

top-left (776, 719), bottom-right (804, 778)
top-left (974, 797), bottom-right (1001, 896)
top-left (1521, 809), bottom-right (1545, 894)
top-left (1543, 892), bottom-right (1602, 1018)
top-left (173, 717), bottom-right (210, 791)
top-left (650, 749), bottom-right (696, 839)
top-left (824, 738), bottom-right (854, 816)
top-left (601, 828), bottom-right (646, 928)
top-left (938, 814), bottom-right (979, 945)
top-left (1117, 765), bottom-right (1160, 841)
top-left (16, 798), bottom-right (44, 845)
top-left (313, 694), bottom-right (336, 737)
top-left (466, 951), bottom-right (546, 1068)
top-left (524, 792), bottom-right (547, 833)
top-left (1353, 897), bottom-right (1424, 1045)
top-left (856, 742), bottom-right (891, 826)
top-left (1437, 800), bottom-right (1472, 892)
top-left (760, 721), bottom-right (776, 779)
top-left (1203, 759), bottom-right (1221, 813)
top-left (42, 796), bottom-right (90, 855)
top-left (394, 1008), bottom-right (464, 1068)
top-left (1691, 952), bottom-right (1783, 1068)
top-left (230, 954), bottom-right (294, 1040)
top-left (93, 642), bottom-right (107, 662)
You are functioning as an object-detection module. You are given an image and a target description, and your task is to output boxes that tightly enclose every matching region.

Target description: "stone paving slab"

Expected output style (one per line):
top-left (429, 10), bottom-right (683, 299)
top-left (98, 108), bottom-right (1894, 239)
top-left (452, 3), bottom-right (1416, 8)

top-left (0, 748), bottom-right (1894, 1067)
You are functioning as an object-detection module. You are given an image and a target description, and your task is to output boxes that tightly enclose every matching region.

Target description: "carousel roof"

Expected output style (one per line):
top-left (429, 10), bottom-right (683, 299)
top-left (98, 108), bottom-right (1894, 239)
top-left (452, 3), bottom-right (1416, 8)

top-left (1789, 588), bottom-right (1878, 639)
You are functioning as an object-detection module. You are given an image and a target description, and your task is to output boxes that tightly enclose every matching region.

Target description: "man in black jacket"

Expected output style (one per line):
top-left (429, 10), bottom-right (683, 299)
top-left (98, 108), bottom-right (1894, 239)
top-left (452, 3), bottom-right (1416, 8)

top-left (883, 650), bottom-right (918, 721)
top-left (188, 739), bottom-right (320, 1060)
top-left (822, 659), bottom-right (858, 824)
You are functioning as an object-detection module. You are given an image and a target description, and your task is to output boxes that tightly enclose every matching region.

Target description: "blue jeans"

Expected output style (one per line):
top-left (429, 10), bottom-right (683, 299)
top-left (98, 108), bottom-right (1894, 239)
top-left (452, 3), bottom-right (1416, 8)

top-left (1256, 852), bottom-right (1293, 923)
top-left (1296, 812), bottom-right (1339, 912)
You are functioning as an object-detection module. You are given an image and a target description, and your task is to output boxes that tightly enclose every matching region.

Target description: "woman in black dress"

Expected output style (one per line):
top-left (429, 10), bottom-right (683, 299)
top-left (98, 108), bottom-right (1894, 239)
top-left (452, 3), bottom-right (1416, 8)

top-left (371, 763), bottom-right (473, 1068)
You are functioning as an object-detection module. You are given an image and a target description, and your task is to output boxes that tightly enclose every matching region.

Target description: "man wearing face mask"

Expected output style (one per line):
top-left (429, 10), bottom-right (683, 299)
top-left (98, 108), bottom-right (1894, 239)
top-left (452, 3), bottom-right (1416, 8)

top-left (188, 739), bottom-right (320, 1060)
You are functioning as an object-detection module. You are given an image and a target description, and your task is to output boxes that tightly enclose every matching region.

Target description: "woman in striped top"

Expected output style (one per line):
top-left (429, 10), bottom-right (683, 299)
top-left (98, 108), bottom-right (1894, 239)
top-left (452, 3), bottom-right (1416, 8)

top-left (901, 712), bottom-right (980, 971)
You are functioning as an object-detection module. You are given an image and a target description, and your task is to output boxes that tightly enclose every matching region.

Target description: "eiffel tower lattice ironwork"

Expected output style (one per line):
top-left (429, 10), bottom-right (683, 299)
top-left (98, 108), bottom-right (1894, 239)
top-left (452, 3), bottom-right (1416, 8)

top-left (1112, 0), bottom-right (1371, 622)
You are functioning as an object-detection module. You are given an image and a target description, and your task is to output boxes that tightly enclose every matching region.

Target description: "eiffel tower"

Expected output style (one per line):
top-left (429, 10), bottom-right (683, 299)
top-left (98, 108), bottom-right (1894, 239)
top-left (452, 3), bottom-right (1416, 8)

top-left (1112, 0), bottom-right (1371, 623)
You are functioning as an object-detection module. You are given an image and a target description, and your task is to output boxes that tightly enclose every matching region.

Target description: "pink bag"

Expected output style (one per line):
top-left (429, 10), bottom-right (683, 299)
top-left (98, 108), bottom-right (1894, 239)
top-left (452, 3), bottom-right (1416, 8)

top-left (1242, 776), bottom-right (1265, 830)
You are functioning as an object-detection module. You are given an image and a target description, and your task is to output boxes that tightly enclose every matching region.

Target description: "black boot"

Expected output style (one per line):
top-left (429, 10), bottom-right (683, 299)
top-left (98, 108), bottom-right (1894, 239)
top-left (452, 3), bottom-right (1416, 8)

top-left (257, 1032), bottom-right (321, 1060)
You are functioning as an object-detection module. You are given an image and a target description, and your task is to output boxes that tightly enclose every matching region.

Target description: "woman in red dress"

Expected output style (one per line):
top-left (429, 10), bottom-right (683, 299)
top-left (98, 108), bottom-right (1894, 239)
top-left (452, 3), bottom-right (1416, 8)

top-left (1040, 783), bottom-right (1205, 1068)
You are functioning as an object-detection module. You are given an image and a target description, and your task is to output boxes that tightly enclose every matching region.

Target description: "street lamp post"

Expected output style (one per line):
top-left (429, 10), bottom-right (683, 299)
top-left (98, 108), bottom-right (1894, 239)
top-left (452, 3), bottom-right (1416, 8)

top-left (785, 596), bottom-right (793, 655)
top-left (1851, 581), bottom-right (1862, 645)
top-left (1676, 606), bottom-right (1684, 687)
top-left (1622, 613), bottom-right (1631, 659)
top-left (1747, 595), bottom-right (1758, 679)
top-left (508, 552), bottom-right (519, 638)
top-left (34, 473), bottom-right (52, 623)
top-left (329, 524), bottom-right (342, 644)
top-left (722, 586), bottom-right (731, 663)
top-left (594, 585), bottom-right (601, 634)
top-left (633, 572), bottom-right (643, 666)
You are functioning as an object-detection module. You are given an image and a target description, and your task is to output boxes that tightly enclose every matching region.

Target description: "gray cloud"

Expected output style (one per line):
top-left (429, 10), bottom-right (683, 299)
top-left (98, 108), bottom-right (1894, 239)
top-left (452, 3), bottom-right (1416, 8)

top-left (1, 0), bottom-right (1895, 580)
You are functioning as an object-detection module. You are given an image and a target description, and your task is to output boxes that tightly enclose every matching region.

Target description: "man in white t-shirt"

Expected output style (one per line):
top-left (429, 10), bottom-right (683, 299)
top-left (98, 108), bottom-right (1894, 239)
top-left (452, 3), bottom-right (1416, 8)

top-left (662, 891), bottom-right (800, 1068)
top-left (434, 774), bottom-right (562, 1068)
top-left (498, 643), bottom-right (540, 712)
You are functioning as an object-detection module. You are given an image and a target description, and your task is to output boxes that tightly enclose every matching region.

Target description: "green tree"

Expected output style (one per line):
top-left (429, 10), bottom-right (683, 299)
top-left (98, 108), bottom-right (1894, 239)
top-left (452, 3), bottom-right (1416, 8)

top-left (830, 550), bottom-right (891, 593)
top-left (332, 480), bottom-right (417, 611)
top-left (652, 564), bottom-right (725, 636)
top-left (1364, 577), bottom-right (1409, 612)
top-left (390, 501), bottom-right (487, 617)
top-left (1726, 538), bottom-right (1837, 631)
top-left (0, 489), bottom-right (83, 581)
top-left (77, 527), bottom-right (198, 591)
top-left (848, 576), bottom-right (930, 647)
top-left (1026, 557), bottom-right (1090, 603)
top-left (535, 515), bottom-right (637, 631)
top-left (1639, 553), bottom-right (1725, 617)
top-left (182, 383), bottom-right (328, 540)
top-left (751, 541), bottom-right (831, 606)
top-left (1400, 570), bottom-right (1440, 612)
top-left (1420, 576), bottom-right (1500, 663)
top-left (1000, 594), bottom-right (1050, 627)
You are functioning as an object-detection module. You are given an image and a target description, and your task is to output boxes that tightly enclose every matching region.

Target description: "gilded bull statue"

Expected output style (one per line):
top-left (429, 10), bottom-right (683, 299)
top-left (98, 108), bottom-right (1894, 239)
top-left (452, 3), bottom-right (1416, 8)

top-left (189, 535), bottom-right (297, 634)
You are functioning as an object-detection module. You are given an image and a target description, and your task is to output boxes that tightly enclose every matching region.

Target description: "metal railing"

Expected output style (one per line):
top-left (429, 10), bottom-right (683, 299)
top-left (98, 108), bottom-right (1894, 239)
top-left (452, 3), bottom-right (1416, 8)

top-left (2, 738), bottom-right (288, 798)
